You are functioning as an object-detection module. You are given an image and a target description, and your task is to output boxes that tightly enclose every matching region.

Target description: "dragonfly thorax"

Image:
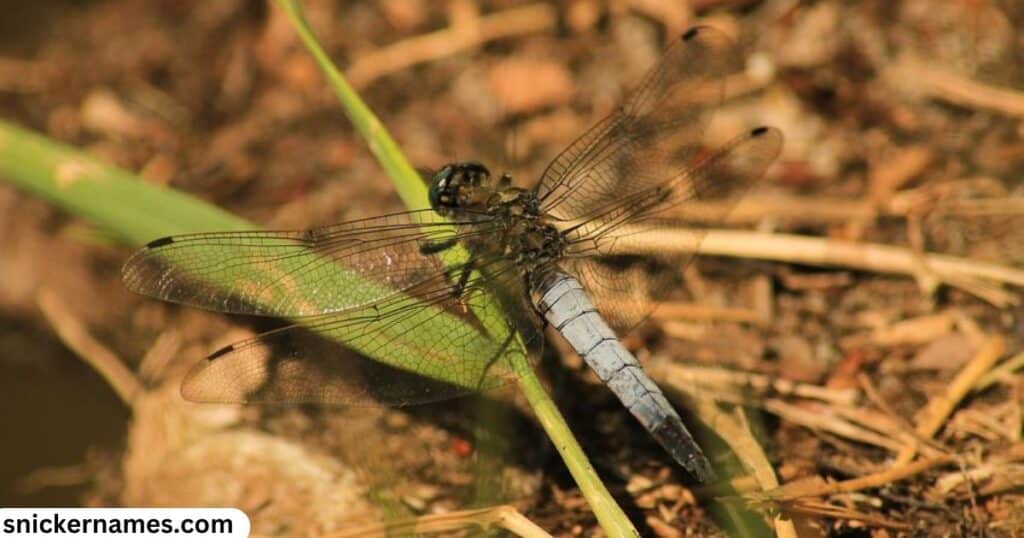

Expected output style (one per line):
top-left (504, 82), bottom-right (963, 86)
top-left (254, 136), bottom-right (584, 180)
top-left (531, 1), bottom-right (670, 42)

top-left (501, 216), bottom-right (565, 269)
top-left (429, 162), bottom-right (562, 268)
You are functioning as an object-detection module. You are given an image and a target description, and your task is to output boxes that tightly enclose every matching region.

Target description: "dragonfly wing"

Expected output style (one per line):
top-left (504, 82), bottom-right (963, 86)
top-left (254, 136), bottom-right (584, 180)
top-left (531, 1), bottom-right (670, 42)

top-left (122, 209), bottom-right (498, 317)
top-left (558, 256), bottom-right (659, 333)
top-left (564, 127), bottom-right (784, 331)
top-left (535, 26), bottom-right (739, 221)
top-left (628, 126), bottom-right (785, 225)
top-left (181, 257), bottom-right (543, 406)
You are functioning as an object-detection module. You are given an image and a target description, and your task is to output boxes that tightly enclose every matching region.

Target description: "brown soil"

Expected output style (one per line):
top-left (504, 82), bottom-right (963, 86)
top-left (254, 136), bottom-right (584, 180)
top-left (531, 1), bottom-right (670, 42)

top-left (2, 0), bottom-right (1023, 536)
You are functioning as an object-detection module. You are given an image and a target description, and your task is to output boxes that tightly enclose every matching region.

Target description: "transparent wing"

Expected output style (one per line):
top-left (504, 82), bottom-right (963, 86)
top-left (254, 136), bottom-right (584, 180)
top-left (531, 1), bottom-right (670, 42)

top-left (535, 26), bottom-right (739, 222)
top-left (563, 127), bottom-right (784, 331)
top-left (122, 210), bottom-right (499, 317)
top-left (181, 256), bottom-right (543, 406)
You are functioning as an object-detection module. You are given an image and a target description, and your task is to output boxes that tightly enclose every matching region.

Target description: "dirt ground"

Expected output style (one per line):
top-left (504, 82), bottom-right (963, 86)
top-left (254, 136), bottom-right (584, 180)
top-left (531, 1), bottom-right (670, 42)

top-left (2, 0), bottom-right (1024, 536)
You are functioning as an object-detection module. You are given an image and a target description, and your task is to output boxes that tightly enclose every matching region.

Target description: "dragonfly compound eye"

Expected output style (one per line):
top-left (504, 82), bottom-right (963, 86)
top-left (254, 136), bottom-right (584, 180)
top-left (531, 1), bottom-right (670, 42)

top-left (428, 164), bottom-right (455, 210)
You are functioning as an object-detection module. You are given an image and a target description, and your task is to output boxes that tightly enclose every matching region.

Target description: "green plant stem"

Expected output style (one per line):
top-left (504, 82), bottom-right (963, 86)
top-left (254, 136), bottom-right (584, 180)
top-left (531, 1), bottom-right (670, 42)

top-left (513, 358), bottom-right (639, 537)
top-left (275, 0), bottom-right (426, 210)
top-left (275, 1), bottom-right (637, 534)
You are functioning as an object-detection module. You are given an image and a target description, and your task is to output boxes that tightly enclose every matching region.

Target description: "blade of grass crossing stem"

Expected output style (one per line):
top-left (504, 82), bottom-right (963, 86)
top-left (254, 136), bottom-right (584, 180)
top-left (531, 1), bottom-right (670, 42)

top-left (273, 1), bottom-right (638, 535)
top-left (0, 120), bottom-right (498, 388)
top-left (0, 119), bottom-right (253, 244)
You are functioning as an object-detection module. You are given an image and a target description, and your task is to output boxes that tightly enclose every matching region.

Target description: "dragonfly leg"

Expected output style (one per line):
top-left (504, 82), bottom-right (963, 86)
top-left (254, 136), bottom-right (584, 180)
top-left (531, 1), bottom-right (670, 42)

top-left (419, 236), bottom-right (459, 255)
top-left (451, 260), bottom-right (475, 299)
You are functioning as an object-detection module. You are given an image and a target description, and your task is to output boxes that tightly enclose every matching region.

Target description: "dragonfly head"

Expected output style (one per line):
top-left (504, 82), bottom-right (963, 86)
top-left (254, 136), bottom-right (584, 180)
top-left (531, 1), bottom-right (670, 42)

top-left (428, 161), bottom-right (493, 216)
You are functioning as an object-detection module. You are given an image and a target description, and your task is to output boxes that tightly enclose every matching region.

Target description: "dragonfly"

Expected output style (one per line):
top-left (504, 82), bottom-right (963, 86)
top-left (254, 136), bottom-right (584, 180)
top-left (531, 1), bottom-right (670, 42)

top-left (121, 26), bottom-right (782, 483)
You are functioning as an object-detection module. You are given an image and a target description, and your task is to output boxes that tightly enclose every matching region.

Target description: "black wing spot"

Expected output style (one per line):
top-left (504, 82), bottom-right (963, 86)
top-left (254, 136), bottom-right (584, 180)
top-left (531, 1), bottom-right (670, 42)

top-left (145, 236), bottom-right (175, 248)
top-left (751, 126), bottom-right (769, 136)
top-left (681, 27), bottom-right (700, 41)
top-left (207, 344), bottom-right (236, 360)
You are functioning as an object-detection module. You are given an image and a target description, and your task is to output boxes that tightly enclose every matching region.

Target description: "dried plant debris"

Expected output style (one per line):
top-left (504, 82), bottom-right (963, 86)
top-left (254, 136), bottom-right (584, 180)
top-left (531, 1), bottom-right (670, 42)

top-left (3, 0), bottom-right (1024, 535)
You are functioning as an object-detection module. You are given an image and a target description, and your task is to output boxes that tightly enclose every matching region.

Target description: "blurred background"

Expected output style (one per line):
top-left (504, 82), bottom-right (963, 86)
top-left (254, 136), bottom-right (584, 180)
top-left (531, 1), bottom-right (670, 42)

top-left (1, 0), bottom-right (1023, 535)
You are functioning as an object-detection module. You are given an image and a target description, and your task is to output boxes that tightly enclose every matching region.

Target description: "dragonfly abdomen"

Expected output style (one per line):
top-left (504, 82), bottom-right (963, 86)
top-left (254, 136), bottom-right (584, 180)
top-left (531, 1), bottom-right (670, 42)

top-left (534, 271), bottom-right (715, 482)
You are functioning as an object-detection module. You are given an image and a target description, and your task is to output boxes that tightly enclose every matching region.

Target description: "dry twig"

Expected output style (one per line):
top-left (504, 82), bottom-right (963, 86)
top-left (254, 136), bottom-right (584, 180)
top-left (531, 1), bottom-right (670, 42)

top-left (324, 505), bottom-right (551, 538)
top-left (753, 456), bottom-right (954, 503)
top-left (606, 227), bottom-right (1024, 305)
top-left (868, 146), bottom-right (934, 203)
top-left (761, 400), bottom-right (906, 453)
top-left (782, 500), bottom-right (912, 531)
top-left (36, 287), bottom-right (142, 404)
top-left (897, 335), bottom-right (1006, 464)
top-left (974, 351), bottom-right (1024, 392)
top-left (650, 362), bottom-right (859, 407)
top-left (891, 55), bottom-right (1024, 118)
top-left (345, 4), bottom-right (557, 88)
